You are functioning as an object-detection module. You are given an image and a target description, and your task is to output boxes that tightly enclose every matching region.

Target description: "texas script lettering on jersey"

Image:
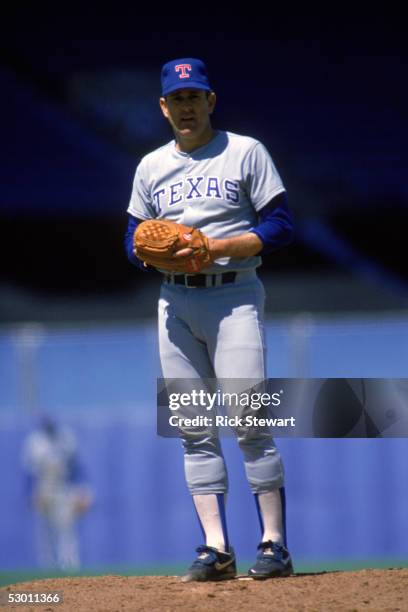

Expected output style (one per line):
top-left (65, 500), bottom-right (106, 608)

top-left (153, 176), bottom-right (240, 209)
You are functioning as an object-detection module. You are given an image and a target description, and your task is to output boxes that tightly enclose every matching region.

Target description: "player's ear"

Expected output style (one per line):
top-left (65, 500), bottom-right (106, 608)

top-left (207, 91), bottom-right (216, 115)
top-left (159, 97), bottom-right (169, 118)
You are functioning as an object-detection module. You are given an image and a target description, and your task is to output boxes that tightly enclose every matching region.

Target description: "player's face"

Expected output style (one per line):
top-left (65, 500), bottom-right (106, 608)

top-left (160, 88), bottom-right (216, 147)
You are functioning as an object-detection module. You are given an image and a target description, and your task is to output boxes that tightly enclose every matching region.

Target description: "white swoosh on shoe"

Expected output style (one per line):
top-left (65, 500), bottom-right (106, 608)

top-left (214, 558), bottom-right (234, 571)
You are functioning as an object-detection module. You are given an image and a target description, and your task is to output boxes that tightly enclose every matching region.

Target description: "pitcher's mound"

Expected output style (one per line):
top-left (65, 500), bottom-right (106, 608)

top-left (2, 568), bottom-right (408, 611)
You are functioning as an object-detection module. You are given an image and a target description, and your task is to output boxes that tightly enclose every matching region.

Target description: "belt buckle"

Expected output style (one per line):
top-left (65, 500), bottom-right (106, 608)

top-left (185, 275), bottom-right (197, 288)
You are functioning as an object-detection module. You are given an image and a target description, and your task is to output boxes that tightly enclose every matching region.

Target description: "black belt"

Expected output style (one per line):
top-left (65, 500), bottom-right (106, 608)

top-left (165, 271), bottom-right (237, 288)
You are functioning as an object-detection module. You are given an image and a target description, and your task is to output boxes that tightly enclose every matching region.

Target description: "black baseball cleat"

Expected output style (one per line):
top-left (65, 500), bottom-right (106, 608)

top-left (181, 545), bottom-right (237, 582)
top-left (248, 540), bottom-right (294, 579)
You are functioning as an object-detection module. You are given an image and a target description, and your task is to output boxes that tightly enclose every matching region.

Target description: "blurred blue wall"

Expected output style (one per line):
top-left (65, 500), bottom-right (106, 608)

top-left (1, 316), bottom-right (407, 570)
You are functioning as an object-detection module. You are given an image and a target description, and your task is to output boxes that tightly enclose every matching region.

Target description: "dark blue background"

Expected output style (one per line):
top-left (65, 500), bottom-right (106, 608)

top-left (1, 8), bottom-right (407, 300)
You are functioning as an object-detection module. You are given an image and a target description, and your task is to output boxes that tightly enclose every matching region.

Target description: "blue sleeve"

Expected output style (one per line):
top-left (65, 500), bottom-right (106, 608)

top-left (67, 455), bottom-right (86, 484)
top-left (23, 472), bottom-right (35, 500)
top-left (249, 192), bottom-right (295, 255)
top-left (124, 214), bottom-right (153, 272)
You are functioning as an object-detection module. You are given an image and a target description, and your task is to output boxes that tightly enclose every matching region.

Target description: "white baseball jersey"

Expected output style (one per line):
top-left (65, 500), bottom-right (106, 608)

top-left (127, 130), bottom-right (286, 273)
top-left (22, 428), bottom-right (77, 497)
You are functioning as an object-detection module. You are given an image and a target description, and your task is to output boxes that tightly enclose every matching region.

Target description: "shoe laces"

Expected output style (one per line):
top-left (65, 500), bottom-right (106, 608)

top-left (258, 540), bottom-right (285, 559)
top-left (194, 545), bottom-right (218, 565)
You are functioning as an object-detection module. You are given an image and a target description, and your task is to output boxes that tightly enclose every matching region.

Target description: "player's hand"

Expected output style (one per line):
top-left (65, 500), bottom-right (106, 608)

top-left (175, 239), bottom-right (221, 262)
top-left (173, 247), bottom-right (194, 258)
top-left (34, 493), bottom-right (49, 513)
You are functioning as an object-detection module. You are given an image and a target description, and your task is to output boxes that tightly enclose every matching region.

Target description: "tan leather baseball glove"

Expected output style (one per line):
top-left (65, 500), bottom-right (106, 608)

top-left (133, 219), bottom-right (212, 273)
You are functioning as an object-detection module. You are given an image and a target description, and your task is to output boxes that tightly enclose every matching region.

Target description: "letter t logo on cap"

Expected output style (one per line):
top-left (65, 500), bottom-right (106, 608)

top-left (161, 58), bottom-right (211, 96)
top-left (175, 64), bottom-right (192, 79)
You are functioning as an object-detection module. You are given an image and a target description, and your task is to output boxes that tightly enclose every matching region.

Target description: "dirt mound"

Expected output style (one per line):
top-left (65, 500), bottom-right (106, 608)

top-left (2, 568), bottom-right (408, 612)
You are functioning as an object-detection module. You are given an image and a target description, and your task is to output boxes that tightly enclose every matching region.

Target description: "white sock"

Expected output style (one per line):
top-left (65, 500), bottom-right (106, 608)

top-left (257, 489), bottom-right (284, 545)
top-left (193, 494), bottom-right (228, 552)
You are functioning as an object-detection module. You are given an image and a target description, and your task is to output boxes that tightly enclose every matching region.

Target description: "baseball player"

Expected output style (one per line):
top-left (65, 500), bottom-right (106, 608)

top-left (125, 58), bottom-right (294, 581)
top-left (21, 416), bottom-right (93, 570)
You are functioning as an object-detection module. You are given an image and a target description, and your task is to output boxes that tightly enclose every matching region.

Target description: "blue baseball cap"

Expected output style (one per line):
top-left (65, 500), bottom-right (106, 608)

top-left (161, 58), bottom-right (212, 96)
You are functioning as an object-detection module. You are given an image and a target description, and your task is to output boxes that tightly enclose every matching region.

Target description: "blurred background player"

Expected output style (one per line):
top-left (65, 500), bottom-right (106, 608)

top-left (21, 415), bottom-right (93, 571)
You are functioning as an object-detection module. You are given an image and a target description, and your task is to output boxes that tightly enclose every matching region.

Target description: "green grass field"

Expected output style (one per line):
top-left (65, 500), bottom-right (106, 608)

top-left (2, 559), bottom-right (408, 588)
